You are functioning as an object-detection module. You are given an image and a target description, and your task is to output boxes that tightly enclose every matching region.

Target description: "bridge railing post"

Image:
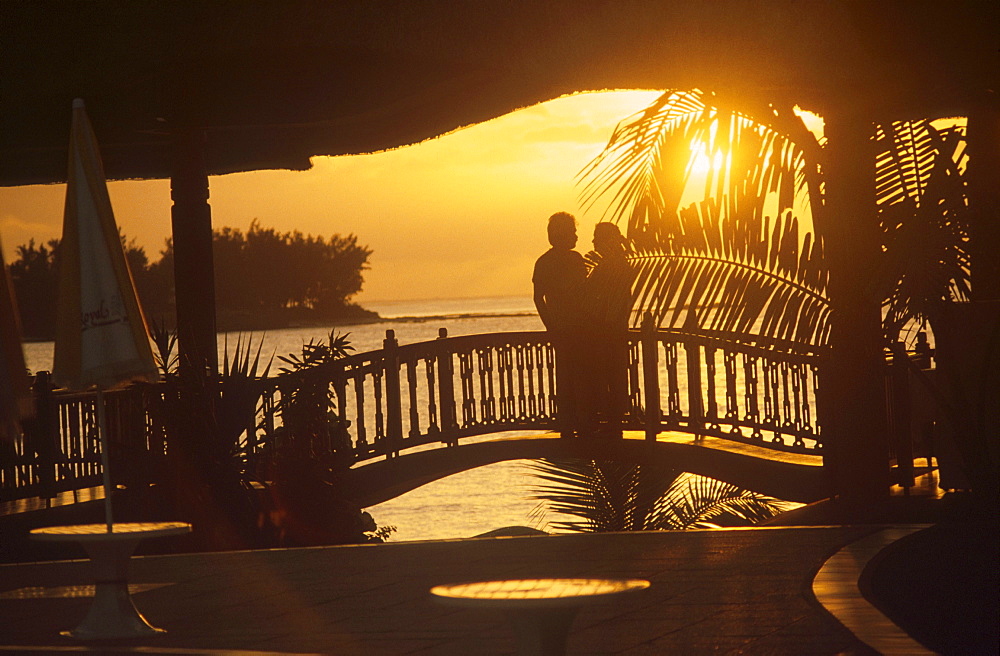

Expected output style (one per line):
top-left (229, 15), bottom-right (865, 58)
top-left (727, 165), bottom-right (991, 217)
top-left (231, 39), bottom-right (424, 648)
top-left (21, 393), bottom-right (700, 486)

top-left (640, 312), bottom-right (661, 441)
top-left (683, 313), bottom-right (704, 438)
top-left (437, 328), bottom-right (459, 445)
top-left (27, 372), bottom-right (58, 497)
top-left (383, 329), bottom-right (404, 457)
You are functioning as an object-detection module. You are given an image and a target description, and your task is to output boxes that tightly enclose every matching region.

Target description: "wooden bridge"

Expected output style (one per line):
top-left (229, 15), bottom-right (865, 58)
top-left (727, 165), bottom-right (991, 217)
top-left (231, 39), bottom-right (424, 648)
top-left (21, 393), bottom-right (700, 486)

top-left (4, 324), bottom-right (903, 507)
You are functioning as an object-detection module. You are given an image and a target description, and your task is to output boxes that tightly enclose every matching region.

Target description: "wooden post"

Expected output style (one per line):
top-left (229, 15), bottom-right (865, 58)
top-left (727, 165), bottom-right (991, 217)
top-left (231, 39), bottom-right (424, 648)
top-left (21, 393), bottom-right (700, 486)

top-left (682, 311), bottom-right (703, 438)
top-left (29, 372), bottom-right (58, 498)
top-left (383, 329), bottom-right (403, 456)
top-left (640, 312), bottom-right (661, 441)
top-left (170, 127), bottom-right (218, 376)
top-left (436, 328), bottom-right (458, 440)
top-left (819, 109), bottom-right (890, 504)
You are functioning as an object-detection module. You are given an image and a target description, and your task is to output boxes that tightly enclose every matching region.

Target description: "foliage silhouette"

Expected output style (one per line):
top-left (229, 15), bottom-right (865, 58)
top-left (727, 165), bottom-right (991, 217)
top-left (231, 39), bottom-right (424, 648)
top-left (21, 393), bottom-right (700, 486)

top-left (7, 222), bottom-right (375, 341)
top-left (253, 331), bottom-right (394, 545)
top-left (580, 89), bottom-right (970, 348)
top-left (138, 328), bottom-right (392, 549)
top-left (526, 458), bottom-right (793, 533)
top-left (137, 333), bottom-right (271, 551)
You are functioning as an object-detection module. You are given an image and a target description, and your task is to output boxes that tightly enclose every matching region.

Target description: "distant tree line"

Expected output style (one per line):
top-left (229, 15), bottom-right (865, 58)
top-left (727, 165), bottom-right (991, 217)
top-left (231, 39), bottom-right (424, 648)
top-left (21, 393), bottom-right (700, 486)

top-left (9, 221), bottom-right (376, 340)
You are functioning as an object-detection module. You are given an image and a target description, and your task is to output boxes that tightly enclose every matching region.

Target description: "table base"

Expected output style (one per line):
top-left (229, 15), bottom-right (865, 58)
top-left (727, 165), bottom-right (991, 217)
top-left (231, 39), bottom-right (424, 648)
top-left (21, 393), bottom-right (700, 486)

top-left (62, 580), bottom-right (166, 640)
top-left (507, 607), bottom-right (577, 656)
top-left (30, 522), bottom-right (190, 641)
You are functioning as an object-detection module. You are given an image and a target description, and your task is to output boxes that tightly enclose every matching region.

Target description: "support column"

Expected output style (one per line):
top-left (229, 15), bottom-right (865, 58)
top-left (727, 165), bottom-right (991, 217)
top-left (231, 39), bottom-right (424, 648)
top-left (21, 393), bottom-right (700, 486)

top-left (931, 100), bottom-right (1000, 509)
top-left (170, 128), bottom-right (218, 375)
top-left (966, 100), bottom-right (1000, 302)
top-left (819, 109), bottom-right (890, 505)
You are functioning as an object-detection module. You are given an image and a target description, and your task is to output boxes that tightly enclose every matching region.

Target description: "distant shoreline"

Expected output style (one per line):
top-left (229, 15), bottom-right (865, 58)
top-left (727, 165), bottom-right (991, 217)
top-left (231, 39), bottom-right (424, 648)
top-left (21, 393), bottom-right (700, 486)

top-left (21, 310), bottom-right (541, 343)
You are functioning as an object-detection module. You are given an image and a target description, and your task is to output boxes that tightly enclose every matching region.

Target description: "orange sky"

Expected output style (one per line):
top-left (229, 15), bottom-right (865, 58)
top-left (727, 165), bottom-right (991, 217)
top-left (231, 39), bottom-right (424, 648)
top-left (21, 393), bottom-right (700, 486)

top-left (0, 91), bottom-right (663, 304)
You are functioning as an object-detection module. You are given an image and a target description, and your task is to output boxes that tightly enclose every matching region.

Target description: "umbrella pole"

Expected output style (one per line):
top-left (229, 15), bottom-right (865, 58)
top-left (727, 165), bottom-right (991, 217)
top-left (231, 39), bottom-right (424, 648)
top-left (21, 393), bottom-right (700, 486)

top-left (96, 388), bottom-right (114, 532)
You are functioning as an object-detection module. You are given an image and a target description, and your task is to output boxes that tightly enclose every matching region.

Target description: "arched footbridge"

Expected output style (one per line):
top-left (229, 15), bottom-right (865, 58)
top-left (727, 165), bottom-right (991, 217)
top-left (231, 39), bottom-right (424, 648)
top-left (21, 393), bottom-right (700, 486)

top-left (5, 327), bottom-right (844, 505)
top-left (265, 326), bottom-right (831, 505)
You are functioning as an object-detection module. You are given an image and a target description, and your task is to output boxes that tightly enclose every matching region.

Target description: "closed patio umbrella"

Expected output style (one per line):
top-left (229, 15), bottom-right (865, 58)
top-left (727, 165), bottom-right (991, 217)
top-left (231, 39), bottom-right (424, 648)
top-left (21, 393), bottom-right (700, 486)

top-left (52, 98), bottom-right (159, 531)
top-left (0, 238), bottom-right (31, 444)
top-left (36, 104), bottom-right (188, 643)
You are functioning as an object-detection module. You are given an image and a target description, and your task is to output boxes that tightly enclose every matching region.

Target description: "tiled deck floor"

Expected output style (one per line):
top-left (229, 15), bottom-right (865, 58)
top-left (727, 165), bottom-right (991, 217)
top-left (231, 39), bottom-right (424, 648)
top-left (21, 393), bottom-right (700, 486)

top-left (0, 525), bottom-right (908, 655)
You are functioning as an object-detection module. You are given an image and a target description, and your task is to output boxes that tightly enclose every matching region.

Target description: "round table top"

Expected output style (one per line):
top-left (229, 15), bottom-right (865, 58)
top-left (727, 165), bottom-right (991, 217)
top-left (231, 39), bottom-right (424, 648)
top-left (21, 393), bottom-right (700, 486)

top-left (30, 522), bottom-right (191, 542)
top-left (430, 578), bottom-right (650, 609)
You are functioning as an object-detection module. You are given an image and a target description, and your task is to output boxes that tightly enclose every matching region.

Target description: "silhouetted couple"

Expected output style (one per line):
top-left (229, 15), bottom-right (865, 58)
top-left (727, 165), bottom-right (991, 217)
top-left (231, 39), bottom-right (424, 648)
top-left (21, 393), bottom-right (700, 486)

top-left (533, 212), bottom-right (631, 439)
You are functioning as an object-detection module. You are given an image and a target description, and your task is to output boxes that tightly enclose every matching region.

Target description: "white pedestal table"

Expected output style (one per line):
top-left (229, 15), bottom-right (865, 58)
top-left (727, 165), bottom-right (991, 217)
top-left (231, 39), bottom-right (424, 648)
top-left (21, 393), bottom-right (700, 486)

top-left (30, 521), bottom-right (191, 640)
top-left (430, 577), bottom-right (650, 655)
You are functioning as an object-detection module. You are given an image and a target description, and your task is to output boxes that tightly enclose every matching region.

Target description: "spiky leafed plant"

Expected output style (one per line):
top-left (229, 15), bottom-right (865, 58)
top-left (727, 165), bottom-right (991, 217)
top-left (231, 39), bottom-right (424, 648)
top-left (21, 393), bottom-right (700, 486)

top-left (580, 89), bottom-right (970, 348)
top-left (139, 331), bottom-right (272, 549)
top-left (526, 458), bottom-right (793, 532)
top-left (262, 331), bottom-right (393, 546)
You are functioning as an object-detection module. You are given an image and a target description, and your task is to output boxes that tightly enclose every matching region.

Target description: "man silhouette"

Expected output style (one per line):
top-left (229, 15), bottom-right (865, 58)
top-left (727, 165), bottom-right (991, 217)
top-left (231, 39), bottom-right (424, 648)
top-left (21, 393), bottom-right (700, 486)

top-left (533, 212), bottom-right (589, 437)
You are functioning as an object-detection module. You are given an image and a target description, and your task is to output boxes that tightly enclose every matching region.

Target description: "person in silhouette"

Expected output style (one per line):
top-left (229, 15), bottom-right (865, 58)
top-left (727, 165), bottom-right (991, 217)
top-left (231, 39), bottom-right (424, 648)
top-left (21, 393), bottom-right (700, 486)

top-left (584, 222), bottom-right (632, 438)
top-left (533, 212), bottom-right (590, 437)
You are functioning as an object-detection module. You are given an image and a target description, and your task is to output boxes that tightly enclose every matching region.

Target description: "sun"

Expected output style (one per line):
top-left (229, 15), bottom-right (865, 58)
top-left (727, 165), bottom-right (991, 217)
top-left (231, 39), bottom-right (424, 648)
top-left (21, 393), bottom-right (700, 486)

top-left (687, 142), bottom-right (725, 177)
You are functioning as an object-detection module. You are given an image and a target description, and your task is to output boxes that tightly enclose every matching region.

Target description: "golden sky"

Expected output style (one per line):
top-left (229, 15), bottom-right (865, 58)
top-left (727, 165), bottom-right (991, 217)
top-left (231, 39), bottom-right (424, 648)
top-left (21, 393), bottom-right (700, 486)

top-left (0, 90), bottom-right (663, 303)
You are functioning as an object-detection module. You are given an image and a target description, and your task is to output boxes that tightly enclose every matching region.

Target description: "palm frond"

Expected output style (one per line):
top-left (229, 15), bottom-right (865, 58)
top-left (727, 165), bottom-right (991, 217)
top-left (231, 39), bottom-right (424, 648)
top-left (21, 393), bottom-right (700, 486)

top-left (581, 89), bottom-right (970, 349)
top-left (525, 458), bottom-right (681, 533)
top-left (526, 462), bottom-right (793, 533)
top-left (875, 119), bottom-right (971, 340)
top-left (648, 474), bottom-right (795, 530)
top-left (580, 90), bottom-right (819, 239)
top-left (626, 203), bottom-right (829, 345)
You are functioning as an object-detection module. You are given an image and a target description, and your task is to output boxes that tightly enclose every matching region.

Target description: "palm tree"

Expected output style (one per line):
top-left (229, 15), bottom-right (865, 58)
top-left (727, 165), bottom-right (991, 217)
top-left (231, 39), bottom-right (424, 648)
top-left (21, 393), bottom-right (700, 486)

top-left (526, 458), bottom-right (794, 532)
top-left (579, 88), bottom-right (970, 348)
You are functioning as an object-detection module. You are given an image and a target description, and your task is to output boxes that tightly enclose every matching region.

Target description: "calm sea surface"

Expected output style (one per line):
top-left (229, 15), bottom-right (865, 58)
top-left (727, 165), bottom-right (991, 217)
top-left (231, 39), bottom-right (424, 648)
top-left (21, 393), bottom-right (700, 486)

top-left (22, 295), bottom-right (558, 542)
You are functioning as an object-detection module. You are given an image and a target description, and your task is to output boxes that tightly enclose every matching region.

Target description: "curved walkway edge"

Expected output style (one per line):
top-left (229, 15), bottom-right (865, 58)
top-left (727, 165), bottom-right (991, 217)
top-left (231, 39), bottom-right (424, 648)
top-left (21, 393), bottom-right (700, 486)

top-left (813, 525), bottom-right (935, 655)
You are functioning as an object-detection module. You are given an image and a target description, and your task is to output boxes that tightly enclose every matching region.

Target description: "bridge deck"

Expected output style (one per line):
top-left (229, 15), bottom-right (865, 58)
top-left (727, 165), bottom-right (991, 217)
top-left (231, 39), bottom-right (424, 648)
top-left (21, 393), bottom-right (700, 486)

top-left (345, 430), bottom-right (827, 507)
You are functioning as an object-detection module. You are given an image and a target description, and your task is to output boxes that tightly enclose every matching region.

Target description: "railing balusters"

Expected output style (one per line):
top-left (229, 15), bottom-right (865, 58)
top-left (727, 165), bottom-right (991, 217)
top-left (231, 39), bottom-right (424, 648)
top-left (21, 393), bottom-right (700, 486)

top-left (724, 351), bottom-right (740, 435)
top-left (459, 351), bottom-right (475, 426)
top-left (502, 345), bottom-right (515, 423)
top-left (744, 353), bottom-right (762, 440)
top-left (406, 359), bottom-right (420, 439)
top-left (425, 355), bottom-right (439, 435)
top-left (685, 340), bottom-right (703, 437)
top-left (525, 345), bottom-right (538, 418)
top-left (479, 348), bottom-right (495, 424)
top-left (543, 339), bottom-right (556, 417)
top-left (705, 346), bottom-right (720, 431)
top-left (515, 345), bottom-right (528, 421)
top-left (664, 341), bottom-right (681, 424)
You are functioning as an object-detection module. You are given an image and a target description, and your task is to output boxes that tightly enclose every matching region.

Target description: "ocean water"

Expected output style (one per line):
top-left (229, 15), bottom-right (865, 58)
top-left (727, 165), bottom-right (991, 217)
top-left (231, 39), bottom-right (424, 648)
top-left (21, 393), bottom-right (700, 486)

top-left (21, 296), bottom-right (555, 541)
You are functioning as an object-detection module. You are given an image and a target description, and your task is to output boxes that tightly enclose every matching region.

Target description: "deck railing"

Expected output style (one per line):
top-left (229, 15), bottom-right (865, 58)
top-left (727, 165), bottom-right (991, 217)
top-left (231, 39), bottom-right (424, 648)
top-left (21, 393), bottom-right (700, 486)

top-left (4, 325), bottom-right (844, 501)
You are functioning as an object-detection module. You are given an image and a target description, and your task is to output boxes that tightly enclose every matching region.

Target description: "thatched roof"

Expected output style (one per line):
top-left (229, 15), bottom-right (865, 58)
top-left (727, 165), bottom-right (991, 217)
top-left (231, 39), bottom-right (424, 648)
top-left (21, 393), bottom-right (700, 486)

top-left (2, 0), bottom-right (996, 186)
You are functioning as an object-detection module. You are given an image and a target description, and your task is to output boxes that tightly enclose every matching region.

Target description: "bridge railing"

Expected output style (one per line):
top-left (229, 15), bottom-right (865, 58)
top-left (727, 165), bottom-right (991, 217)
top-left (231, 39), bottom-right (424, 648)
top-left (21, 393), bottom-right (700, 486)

top-left (632, 319), bottom-right (824, 452)
top-left (254, 324), bottom-right (825, 462)
top-left (0, 373), bottom-right (150, 501)
top-left (3, 325), bottom-right (829, 501)
top-left (258, 329), bottom-right (559, 462)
